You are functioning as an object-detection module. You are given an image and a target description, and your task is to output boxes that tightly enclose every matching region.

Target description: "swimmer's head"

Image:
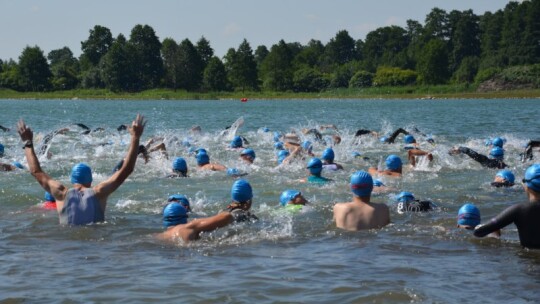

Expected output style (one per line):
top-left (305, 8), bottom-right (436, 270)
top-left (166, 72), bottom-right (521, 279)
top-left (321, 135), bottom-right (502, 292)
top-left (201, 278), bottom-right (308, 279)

top-left (332, 135), bottom-right (341, 145)
top-left (351, 151), bottom-right (362, 158)
top-left (172, 157), bottom-right (188, 176)
top-left (302, 141), bottom-right (313, 153)
top-left (279, 189), bottom-right (303, 206)
top-left (44, 192), bottom-right (55, 202)
top-left (227, 167), bottom-right (248, 178)
top-left (489, 147), bottom-right (504, 160)
top-left (231, 179), bottom-right (253, 203)
top-left (168, 194), bottom-right (191, 212)
top-left (277, 150), bottom-right (290, 164)
top-left (495, 170), bottom-right (515, 184)
top-left (321, 147), bottom-right (335, 163)
top-left (163, 202), bottom-right (188, 227)
top-left (457, 203), bottom-right (481, 228)
top-left (12, 161), bottom-right (24, 169)
top-left (404, 135), bottom-right (416, 144)
top-left (385, 155), bottom-right (403, 170)
top-left (492, 137), bottom-right (504, 148)
top-left (230, 136), bottom-right (243, 148)
top-left (379, 136), bottom-right (389, 143)
top-left (396, 191), bottom-right (415, 203)
top-left (484, 139), bottom-right (492, 146)
top-left (70, 163), bottom-right (92, 185)
top-left (240, 148), bottom-right (256, 162)
top-left (524, 164), bottom-right (540, 192)
top-left (274, 142), bottom-right (284, 150)
top-left (0, 143), bottom-right (4, 157)
top-left (373, 179), bottom-right (384, 187)
top-left (350, 171), bottom-right (373, 197)
top-left (273, 131), bottom-right (281, 142)
top-left (196, 151), bottom-right (210, 166)
top-left (262, 127), bottom-right (270, 132)
top-left (306, 158), bottom-right (323, 176)
top-left (181, 138), bottom-right (191, 147)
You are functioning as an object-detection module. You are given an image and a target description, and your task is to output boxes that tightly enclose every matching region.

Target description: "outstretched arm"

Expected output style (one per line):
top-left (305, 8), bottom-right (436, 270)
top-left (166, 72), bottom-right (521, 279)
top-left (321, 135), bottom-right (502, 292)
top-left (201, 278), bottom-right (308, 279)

top-left (94, 114), bottom-right (146, 203)
top-left (186, 212), bottom-right (234, 234)
top-left (17, 119), bottom-right (67, 200)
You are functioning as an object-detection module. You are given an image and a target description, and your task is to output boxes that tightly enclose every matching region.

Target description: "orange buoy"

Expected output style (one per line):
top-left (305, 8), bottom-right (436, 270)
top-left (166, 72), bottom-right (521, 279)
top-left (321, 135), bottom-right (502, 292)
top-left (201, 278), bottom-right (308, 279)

top-left (240, 98), bottom-right (248, 102)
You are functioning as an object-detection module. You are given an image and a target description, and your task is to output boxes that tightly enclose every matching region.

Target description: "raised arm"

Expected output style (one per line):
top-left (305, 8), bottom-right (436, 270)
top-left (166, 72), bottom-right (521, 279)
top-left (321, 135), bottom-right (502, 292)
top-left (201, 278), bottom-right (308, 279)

top-left (17, 119), bottom-right (67, 200)
top-left (94, 114), bottom-right (146, 201)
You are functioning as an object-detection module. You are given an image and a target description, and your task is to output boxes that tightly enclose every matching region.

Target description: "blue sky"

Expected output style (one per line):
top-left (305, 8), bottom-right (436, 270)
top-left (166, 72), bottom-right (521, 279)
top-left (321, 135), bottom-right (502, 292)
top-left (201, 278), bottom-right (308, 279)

top-left (0, 0), bottom-right (515, 61)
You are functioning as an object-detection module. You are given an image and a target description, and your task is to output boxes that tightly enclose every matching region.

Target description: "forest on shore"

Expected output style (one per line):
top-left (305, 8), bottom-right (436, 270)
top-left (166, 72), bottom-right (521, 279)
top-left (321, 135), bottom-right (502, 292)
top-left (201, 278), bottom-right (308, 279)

top-left (1, 0), bottom-right (539, 99)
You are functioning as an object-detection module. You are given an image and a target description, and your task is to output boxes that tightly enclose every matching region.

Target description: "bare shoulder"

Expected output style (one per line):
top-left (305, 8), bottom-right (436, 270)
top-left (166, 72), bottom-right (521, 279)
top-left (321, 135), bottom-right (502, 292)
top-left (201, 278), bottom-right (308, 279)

top-left (333, 201), bottom-right (352, 212)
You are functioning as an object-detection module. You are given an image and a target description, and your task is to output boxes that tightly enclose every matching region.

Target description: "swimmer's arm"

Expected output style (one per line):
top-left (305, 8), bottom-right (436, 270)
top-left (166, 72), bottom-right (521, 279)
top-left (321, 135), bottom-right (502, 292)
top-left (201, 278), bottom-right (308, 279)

top-left (368, 167), bottom-right (378, 175)
top-left (95, 115), bottom-right (145, 200)
top-left (473, 204), bottom-right (518, 238)
top-left (0, 125), bottom-right (10, 132)
top-left (187, 212), bottom-right (233, 234)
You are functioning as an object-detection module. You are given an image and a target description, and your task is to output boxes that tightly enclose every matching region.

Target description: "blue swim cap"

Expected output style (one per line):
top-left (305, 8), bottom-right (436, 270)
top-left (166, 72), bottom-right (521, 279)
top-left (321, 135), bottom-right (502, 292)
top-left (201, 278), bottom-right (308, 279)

top-left (163, 202), bottom-right (188, 227)
top-left (280, 189), bottom-right (301, 206)
top-left (350, 171), bottom-right (373, 197)
top-left (196, 151), bottom-right (210, 166)
top-left (492, 137), bottom-right (504, 148)
top-left (262, 127), bottom-right (270, 132)
top-left (172, 157), bottom-right (187, 173)
top-left (307, 158), bottom-right (323, 175)
top-left (12, 161), bottom-right (24, 169)
top-left (496, 170), bottom-right (515, 184)
top-left (302, 141), bottom-right (312, 152)
top-left (277, 150), bottom-right (290, 164)
top-left (273, 131), bottom-right (281, 142)
top-left (168, 194), bottom-right (190, 210)
top-left (196, 148), bottom-right (207, 154)
top-left (231, 179), bottom-right (253, 203)
top-left (457, 203), bottom-right (481, 227)
top-left (379, 136), bottom-right (388, 143)
top-left (373, 179), bottom-right (384, 187)
top-left (396, 191), bottom-right (415, 203)
top-left (70, 163), bottom-right (92, 185)
top-left (227, 168), bottom-right (242, 177)
top-left (484, 139), bottom-right (492, 146)
top-left (181, 138), bottom-right (191, 147)
top-left (351, 151), bottom-right (362, 158)
top-left (240, 148), bottom-right (256, 160)
top-left (489, 147), bottom-right (504, 160)
top-left (274, 142), bottom-right (284, 150)
top-left (404, 135), bottom-right (416, 144)
top-left (524, 164), bottom-right (540, 192)
top-left (44, 192), bottom-right (55, 202)
top-left (230, 136), bottom-right (243, 148)
top-left (0, 143), bottom-right (4, 157)
top-left (321, 147), bottom-right (335, 162)
top-left (385, 155), bottom-right (403, 170)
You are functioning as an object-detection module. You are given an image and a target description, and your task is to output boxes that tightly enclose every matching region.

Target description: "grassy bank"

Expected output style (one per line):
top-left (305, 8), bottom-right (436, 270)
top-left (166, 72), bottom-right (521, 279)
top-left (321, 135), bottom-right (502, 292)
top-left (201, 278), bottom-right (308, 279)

top-left (1, 86), bottom-right (539, 100)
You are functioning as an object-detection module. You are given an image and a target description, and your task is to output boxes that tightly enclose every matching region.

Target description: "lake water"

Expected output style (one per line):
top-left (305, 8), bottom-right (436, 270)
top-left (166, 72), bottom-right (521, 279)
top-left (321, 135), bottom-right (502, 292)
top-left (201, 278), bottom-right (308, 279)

top-left (1, 98), bottom-right (539, 303)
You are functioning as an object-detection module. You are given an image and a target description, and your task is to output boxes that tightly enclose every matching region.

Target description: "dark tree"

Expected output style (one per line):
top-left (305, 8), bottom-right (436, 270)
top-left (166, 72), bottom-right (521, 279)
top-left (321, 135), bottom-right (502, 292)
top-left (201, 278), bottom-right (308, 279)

top-left (203, 56), bottom-right (230, 91)
top-left (177, 38), bottom-right (203, 91)
top-left (226, 39), bottom-right (258, 92)
top-left (129, 24), bottom-right (164, 89)
top-left (260, 40), bottom-right (293, 91)
top-left (416, 39), bottom-right (449, 84)
top-left (100, 34), bottom-right (138, 92)
top-left (161, 38), bottom-right (179, 90)
top-left (196, 36), bottom-right (214, 70)
top-left (80, 25), bottom-right (113, 68)
top-left (47, 47), bottom-right (79, 90)
top-left (18, 46), bottom-right (52, 91)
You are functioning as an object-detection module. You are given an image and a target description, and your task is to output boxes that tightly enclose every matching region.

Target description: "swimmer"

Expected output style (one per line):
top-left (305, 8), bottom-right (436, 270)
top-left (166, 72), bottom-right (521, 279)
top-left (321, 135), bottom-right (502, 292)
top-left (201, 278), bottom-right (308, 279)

top-left (167, 157), bottom-right (188, 178)
top-left (167, 194), bottom-right (191, 212)
top-left (35, 127), bottom-right (69, 158)
top-left (474, 164), bottom-right (540, 249)
top-left (491, 170), bottom-right (515, 188)
top-left (403, 135), bottom-right (419, 150)
top-left (0, 161), bottom-right (24, 171)
top-left (229, 136), bottom-right (244, 150)
top-left (112, 145), bottom-right (151, 173)
top-left (394, 191), bottom-right (436, 213)
top-left (333, 170), bottom-right (390, 231)
top-left (372, 179), bottom-right (390, 193)
top-left (156, 201), bottom-right (232, 243)
top-left (520, 140), bottom-right (540, 162)
top-left (0, 125), bottom-right (10, 132)
top-left (321, 147), bottom-right (343, 171)
top-left (196, 150), bottom-right (226, 171)
top-left (299, 141), bottom-right (315, 157)
top-left (300, 158), bottom-right (332, 184)
top-left (449, 146), bottom-right (507, 169)
top-left (17, 114), bottom-right (146, 225)
top-left (354, 129), bottom-right (378, 137)
top-left (42, 192), bottom-right (57, 210)
top-left (0, 143), bottom-right (4, 157)
top-left (457, 203), bottom-right (500, 238)
top-left (240, 148), bottom-right (256, 164)
top-left (408, 148), bottom-right (433, 167)
top-left (301, 128), bottom-right (324, 144)
top-left (143, 137), bottom-right (168, 160)
top-left (274, 142), bottom-right (285, 151)
top-left (369, 155), bottom-right (403, 177)
top-left (222, 179), bottom-right (258, 222)
top-left (227, 168), bottom-right (248, 178)
top-left (380, 128), bottom-right (409, 144)
top-left (279, 189), bottom-right (309, 213)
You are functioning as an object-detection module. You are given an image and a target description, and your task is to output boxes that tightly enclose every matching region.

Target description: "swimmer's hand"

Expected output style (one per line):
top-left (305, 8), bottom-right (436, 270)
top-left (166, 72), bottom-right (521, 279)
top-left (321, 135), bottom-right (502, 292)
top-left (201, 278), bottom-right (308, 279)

top-left (129, 114), bottom-right (146, 138)
top-left (17, 119), bottom-right (33, 141)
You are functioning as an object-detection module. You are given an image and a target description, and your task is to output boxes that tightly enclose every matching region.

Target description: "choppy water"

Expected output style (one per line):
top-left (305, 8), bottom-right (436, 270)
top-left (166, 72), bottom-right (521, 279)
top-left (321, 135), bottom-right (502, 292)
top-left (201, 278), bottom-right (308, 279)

top-left (1, 98), bottom-right (539, 303)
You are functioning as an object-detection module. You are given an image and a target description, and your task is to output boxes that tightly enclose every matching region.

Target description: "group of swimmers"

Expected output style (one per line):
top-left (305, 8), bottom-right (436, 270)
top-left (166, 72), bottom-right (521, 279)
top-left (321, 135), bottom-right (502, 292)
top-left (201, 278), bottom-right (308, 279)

top-left (1, 115), bottom-right (539, 248)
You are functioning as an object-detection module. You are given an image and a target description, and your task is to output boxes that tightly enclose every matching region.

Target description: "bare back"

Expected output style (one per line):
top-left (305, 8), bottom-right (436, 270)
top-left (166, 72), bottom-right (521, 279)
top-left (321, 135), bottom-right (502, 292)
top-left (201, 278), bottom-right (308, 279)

top-left (334, 199), bottom-right (390, 231)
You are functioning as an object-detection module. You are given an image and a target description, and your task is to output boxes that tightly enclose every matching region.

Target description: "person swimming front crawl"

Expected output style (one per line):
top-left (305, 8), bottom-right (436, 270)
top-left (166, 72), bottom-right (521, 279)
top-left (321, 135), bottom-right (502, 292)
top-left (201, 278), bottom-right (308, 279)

top-left (491, 170), bottom-right (515, 188)
top-left (17, 114), bottom-right (146, 225)
top-left (222, 179), bottom-right (258, 223)
top-left (449, 146), bottom-right (507, 169)
top-left (167, 157), bottom-right (189, 178)
top-left (333, 170), bottom-right (390, 231)
top-left (369, 155), bottom-right (403, 177)
top-left (394, 191), bottom-right (436, 213)
top-left (301, 158), bottom-right (332, 184)
top-left (279, 189), bottom-right (309, 213)
top-left (321, 147), bottom-right (343, 171)
top-left (196, 150), bottom-right (227, 171)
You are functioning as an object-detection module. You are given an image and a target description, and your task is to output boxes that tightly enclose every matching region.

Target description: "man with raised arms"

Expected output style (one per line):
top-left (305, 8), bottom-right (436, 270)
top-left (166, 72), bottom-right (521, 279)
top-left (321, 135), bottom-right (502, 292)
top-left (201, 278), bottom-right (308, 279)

top-left (17, 114), bottom-right (146, 225)
top-left (333, 171), bottom-right (390, 231)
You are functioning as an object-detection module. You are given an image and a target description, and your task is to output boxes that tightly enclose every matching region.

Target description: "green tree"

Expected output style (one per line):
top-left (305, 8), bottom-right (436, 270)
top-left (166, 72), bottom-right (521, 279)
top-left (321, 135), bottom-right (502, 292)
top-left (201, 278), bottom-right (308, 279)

top-left (177, 38), bottom-right (203, 91)
top-left (161, 38), bottom-right (180, 90)
top-left (47, 47), bottom-right (79, 90)
top-left (448, 10), bottom-right (480, 73)
top-left (292, 67), bottom-right (328, 92)
top-left (226, 39), bottom-right (258, 92)
top-left (416, 39), bottom-right (449, 84)
top-left (196, 36), bottom-right (214, 70)
top-left (100, 34), bottom-right (138, 92)
top-left (500, 1), bottom-right (528, 65)
top-left (322, 30), bottom-right (356, 66)
top-left (349, 71), bottom-right (374, 88)
top-left (293, 39), bottom-right (324, 69)
top-left (129, 24), bottom-right (163, 89)
top-left (362, 26), bottom-right (410, 71)
top-left (373, 66), bottom-right (417, 86)
top-left (254, 45), bottom-right (269, 68)
top-left (80, 25), bottom-right (113, 68)
top-left (260, 40), bottom-right (293, 91)
top-left (452, 56), bottom-right (479, 84)
top-left (18, 46), bottom-right (52, 91)
top-left (203, 56), bottom-right (230, 91)
top-left (405, 19), bottom-right (424, 69)
top-left (424, 8), bottom-right (450, 41)
top-left (0, 59), bottom-right (21, 90)
top-left (479, 10), bottom-right (505, 69)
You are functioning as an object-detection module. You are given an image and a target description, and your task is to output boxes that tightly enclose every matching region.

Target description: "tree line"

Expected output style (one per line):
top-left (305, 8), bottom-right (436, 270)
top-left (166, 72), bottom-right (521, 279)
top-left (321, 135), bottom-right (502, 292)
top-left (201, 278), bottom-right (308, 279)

top-left (1, 0), bottom-right (539, 93)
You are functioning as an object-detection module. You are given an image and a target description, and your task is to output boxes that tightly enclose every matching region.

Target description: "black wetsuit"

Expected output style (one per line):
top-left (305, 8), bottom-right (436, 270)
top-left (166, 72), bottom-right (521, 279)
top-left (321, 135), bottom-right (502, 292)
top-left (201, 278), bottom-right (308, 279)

top-left (0, 125), bottom-right (9, 132)
top-left (474, 202), bottom-right (540, 249)
top-left (355, 129), bottom-right (373, 137)
top-left (491, 181), bottom-right (514, 188)
top-left (223, 206), bottom-right (258, 223)
top-left (397, 200), bottom-right (434, 213)
top-left (386, 128), bottom-right (409, 144)
top-left (458, 147), bottom-right (507, 169)
top-left (521, 140), bottom-right (540, 162)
